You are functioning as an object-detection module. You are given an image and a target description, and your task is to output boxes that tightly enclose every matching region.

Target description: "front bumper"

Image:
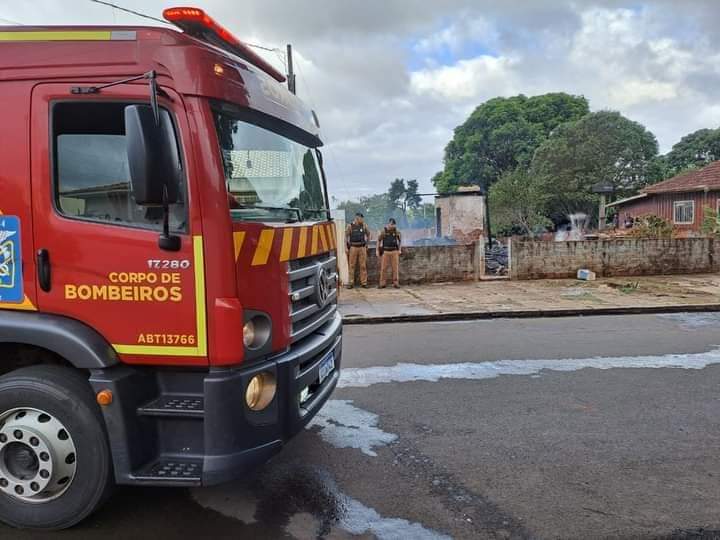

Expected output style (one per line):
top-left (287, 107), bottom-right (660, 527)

top-left (93, 310), bottom-right (342, 486)
top-left (202, 310), bottom-right (342, 484)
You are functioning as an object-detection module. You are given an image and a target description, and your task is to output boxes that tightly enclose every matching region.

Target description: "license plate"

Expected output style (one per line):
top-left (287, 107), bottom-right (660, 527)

top-left (318, 352), bottom-right (335, 385)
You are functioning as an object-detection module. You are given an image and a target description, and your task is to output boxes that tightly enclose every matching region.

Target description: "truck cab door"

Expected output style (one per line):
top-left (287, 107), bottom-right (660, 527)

top-left (30, 83), bottom-right (207, 365)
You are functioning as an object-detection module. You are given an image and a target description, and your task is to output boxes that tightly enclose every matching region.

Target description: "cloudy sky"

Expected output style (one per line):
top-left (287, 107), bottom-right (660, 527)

top-left (4, 0), bottom-right (720, 203)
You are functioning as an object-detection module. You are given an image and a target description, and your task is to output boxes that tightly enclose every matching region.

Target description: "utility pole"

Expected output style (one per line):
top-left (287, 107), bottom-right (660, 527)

top-left (592, 182), bottom-right (614, 231)
top-left (286, 44), bottom-right (297, 95)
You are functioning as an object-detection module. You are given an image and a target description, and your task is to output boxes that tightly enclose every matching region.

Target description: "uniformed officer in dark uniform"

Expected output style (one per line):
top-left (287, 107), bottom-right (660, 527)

top-left (377, 218), bottom-right (402, 288)
top-left (345, 212), bottom-right (370, 288)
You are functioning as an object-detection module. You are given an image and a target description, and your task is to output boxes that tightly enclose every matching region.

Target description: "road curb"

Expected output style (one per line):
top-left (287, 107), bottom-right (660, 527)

top-left (340, 304), bottom-right (720, 325)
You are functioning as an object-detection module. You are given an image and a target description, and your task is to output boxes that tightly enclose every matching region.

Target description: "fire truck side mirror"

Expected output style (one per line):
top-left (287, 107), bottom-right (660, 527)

top-left (124, 104), bottom-right (181, 207)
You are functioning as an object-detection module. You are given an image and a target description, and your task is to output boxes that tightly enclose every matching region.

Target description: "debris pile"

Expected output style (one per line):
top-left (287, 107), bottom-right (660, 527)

top-left (485, 243), bottom-right (509, 275)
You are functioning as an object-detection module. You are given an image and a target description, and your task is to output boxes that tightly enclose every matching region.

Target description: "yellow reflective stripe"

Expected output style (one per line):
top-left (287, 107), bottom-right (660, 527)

top-left (0, 295), bottom-right (37, 311)
top-left (193, 236), bottom-right (208, 356)
top-left (251, 229), bottom-right (275, 266)
top-left (297, 227), bottom-right (308, 258)
top-left (0, 31), bottom-right (113, 41)
top-left (310, 225), bottom-right (319, 255)
top-left (318, 225), bottom-right (328, 251)
top-left (327, 224), bottom-right (336, 249)
top-left (233, 231), bottom-right (245, 261)
top-left (280, 228), bottom-right (293, 262)
top-left (112, 344), bottom-right (202, 357)
top-left (112, 235), bottom-right (207, 358)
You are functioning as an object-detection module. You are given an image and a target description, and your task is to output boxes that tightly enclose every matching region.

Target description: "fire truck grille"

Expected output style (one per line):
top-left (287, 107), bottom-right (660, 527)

top-left (288, 251), bottom-right (338, 344)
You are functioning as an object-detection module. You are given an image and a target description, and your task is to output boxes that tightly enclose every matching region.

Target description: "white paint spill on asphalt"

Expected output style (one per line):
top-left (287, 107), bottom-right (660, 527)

top-left (659, 312), bottom-right (720, 329)
top-left (190, 473), bottom-right (450, 540)
top-left (340, 495), bottom-right (451, 540)
top-left (338, 347), bottom-right (720, 388)
top-left (307, 399), bottom-right (397, 456)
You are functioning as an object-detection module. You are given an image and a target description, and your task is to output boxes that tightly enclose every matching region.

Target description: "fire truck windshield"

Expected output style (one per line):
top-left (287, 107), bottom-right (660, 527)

top-left (213, 110), bottom-right (327, 223)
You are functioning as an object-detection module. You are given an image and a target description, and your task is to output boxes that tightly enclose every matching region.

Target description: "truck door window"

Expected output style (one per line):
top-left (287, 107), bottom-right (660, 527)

top-left (52, 102), bottom-right (187, 232)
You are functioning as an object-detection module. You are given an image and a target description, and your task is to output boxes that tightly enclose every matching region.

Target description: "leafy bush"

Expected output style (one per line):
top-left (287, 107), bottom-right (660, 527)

top-left (628, 214), bottom-right (674, 239)
top-left (702, 206), bottom-right (720, 237)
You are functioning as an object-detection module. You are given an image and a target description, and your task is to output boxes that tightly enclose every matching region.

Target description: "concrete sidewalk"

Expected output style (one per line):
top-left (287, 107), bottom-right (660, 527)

top-left (339, 274), bottom-right (720, 323)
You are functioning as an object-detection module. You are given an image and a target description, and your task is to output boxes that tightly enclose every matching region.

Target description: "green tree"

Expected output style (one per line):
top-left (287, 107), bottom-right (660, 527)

top-left (337, 193), bottom-right (392, 231)
top-left (664, 128), bottom-right (720, 177)
top-left (386, 178), bottom-right (423, 225)
top-left (646, 155), bottom-right (672, 185)
top-left (387, 178), bottom-right (407, 212)
top-left (489, 169), bottom-right (551, 236)
top-left (405, 179), bottom-right (422, 210)
top-left (339, 178), bottom-right (427, 231)
top-left (530, 110), bottom-right (659, 223)
top-left (432, 93), bottom-right (589, 193)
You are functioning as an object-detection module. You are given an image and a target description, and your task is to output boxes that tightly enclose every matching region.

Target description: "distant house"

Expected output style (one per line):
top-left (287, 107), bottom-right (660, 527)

top-left (607, 161), bottom-right (720, 234)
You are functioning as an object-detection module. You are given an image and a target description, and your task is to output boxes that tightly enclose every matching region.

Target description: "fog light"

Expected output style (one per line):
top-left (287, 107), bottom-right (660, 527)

top-left (245, 372), bottom-right (277, 411)
top-left (243, 316), bottom-right (271, 350)
top-left (243, 319), bottom-right (256, 347)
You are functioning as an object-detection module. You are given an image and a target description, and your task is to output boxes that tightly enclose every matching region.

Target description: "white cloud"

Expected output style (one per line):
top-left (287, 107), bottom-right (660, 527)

top-left (410, 56), bottom-right (519, 101)
top-left (608, 80), bottom-right (677, 107)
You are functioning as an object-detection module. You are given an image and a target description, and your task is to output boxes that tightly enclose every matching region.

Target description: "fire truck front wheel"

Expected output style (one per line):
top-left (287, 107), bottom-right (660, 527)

top-left (0, 365), bottom-right (113, 530)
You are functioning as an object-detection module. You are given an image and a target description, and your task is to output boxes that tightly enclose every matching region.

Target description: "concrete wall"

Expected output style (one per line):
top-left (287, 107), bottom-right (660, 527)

top-left (510, 238), bottom-right (720, 279)
top-left (332, 213), bottom-right (348, 285)
top-left (435, 194), bottom-right (485, 244)
top-left (344, 244), bottom-right (480, 286)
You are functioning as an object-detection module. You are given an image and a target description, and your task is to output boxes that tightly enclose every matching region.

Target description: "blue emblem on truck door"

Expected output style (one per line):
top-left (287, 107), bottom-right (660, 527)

top-left (0, 216), bottom-right (22, 303)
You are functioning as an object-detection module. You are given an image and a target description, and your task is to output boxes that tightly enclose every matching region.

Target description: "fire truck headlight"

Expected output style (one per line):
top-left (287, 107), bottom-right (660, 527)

top-left (243, 316), bottom-right (270, 350)
top-left (245, 372), bottom-right (277, 411)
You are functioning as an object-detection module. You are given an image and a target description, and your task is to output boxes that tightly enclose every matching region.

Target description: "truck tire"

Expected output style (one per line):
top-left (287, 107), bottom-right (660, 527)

top-left (0, 365), bottom-right (113, 529)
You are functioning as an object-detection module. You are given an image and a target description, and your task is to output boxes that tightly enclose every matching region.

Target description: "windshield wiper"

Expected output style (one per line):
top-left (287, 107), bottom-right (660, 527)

top-left (235, 204), bottom-right (302, 223)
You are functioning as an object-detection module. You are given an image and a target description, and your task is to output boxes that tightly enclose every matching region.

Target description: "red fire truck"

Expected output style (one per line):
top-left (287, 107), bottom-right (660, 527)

top-left (0, 7), bottom-right (341, 529)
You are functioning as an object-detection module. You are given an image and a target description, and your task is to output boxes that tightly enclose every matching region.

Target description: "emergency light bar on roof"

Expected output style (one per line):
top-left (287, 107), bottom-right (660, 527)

top-left (162, 7), bottom-right (286, 83)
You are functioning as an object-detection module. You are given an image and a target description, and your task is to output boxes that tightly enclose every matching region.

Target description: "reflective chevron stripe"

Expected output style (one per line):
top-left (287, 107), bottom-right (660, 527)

top-left (279, 228), bottom-right (294, 262)
top-left (236, 223), bottom-right (338, 266)
top-left (251, 229), bottom-right (275, 266)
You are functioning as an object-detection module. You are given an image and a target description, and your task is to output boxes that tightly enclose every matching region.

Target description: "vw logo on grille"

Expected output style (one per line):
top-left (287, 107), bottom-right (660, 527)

top-left (315, 265), bottom-right (331, 308)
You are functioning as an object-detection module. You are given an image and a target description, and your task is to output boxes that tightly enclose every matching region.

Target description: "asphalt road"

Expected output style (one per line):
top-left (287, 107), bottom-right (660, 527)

top-left (5, 312), bottom-right (720, 539)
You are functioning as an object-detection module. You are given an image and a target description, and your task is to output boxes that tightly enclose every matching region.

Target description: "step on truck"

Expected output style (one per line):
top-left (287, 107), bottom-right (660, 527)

top-left (0, 6), bottom-right (341, 529)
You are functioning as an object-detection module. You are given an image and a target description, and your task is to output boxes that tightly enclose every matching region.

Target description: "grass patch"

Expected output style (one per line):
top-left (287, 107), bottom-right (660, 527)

top-left (608, 281), bottom-right (640, 294)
